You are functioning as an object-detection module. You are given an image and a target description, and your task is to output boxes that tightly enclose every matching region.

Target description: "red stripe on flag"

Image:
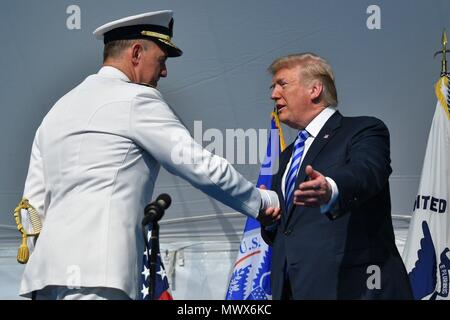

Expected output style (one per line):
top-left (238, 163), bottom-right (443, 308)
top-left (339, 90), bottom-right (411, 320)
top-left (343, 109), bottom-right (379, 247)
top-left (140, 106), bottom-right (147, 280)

top-left (158, 291), bottom-right (173, 300)
top-left (233, 250), bottom-right (261, 267)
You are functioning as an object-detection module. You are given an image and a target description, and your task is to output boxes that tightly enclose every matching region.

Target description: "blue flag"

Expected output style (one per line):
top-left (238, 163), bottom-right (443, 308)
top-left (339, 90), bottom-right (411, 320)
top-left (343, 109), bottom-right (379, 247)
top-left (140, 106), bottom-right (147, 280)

top-left (226, 112), bottom-right (285, 300)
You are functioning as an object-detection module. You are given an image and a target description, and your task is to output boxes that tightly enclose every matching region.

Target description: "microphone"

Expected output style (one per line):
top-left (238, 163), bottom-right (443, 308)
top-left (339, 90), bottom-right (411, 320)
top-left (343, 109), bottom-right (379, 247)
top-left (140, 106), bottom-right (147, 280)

top-left (142, 194), bottom-right (171, 226)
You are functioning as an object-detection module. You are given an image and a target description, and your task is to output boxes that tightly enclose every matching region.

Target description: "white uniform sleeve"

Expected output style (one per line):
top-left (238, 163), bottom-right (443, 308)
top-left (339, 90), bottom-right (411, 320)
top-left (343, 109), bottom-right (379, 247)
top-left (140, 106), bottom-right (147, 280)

top-left (130, 92), bottom-right (261, 218)
top-left (22, 126), bottom-right (46, 251)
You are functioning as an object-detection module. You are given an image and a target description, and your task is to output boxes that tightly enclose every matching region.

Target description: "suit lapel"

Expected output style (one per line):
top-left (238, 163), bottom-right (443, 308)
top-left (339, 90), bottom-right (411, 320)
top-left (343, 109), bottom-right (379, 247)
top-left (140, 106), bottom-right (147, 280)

top-left (285, 111), bottom-right (343, 224)
top-left (275, 143), bottom-right (293, 226)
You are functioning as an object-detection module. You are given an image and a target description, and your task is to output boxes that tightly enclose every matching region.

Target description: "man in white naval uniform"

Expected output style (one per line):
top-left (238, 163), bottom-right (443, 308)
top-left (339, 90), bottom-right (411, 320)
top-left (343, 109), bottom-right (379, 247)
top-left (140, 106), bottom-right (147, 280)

top-left (19, 10), bottom-right (280, 300)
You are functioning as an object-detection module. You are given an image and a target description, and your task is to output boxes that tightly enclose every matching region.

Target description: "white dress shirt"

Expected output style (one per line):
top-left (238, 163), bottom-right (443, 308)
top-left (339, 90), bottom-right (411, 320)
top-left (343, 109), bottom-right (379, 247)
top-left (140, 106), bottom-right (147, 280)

top-left (281, 107), bottom-right (339, 213)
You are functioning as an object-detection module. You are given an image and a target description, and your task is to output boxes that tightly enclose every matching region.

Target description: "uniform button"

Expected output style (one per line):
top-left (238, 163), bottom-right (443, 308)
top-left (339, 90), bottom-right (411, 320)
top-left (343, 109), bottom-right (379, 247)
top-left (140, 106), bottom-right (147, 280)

top-left (284, 229), bottom-right (292, 235)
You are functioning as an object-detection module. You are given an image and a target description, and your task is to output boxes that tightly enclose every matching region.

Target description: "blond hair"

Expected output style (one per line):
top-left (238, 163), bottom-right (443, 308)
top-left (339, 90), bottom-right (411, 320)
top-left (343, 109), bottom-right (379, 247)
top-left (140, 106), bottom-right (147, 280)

top-left (269, 52), bottom-right (338, 107)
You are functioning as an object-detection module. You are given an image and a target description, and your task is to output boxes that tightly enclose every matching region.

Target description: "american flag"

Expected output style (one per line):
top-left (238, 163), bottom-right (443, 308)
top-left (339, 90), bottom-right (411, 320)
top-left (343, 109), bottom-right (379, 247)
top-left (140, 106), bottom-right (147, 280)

top-left (139, 229), bottom-right (173, 300)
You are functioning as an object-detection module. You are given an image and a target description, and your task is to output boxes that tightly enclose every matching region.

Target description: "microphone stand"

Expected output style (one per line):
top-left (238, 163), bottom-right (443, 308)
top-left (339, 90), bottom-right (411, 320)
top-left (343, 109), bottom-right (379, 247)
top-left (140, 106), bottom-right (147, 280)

top-left (142, 194), bottom-right (171, 300)
top-left (149, 221), bottom-right (160, 301)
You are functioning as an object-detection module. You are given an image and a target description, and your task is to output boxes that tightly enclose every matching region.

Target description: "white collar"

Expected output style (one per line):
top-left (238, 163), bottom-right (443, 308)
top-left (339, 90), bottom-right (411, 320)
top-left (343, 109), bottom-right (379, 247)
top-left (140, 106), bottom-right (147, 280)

top-left (97, 66), bottom-right (131, 82)
top-left (305, 106), bottom-right (337, 138)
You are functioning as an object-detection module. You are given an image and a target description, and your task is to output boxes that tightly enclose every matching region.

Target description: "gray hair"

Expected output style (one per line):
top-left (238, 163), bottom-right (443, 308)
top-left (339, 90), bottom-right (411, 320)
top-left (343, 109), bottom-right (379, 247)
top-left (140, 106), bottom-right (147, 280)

top-left (103, 39), bottom-right (150, 62)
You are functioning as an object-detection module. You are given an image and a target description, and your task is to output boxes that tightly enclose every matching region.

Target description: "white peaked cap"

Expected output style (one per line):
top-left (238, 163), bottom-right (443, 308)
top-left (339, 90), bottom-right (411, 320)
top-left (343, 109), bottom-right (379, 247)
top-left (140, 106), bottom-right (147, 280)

top-left (93, 10), bottom-right (182, 57)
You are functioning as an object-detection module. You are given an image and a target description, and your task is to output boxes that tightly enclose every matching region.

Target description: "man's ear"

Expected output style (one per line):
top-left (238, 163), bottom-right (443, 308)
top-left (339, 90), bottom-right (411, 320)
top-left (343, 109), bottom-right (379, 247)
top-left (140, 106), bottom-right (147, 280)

top-left (130, 43), bottom-right (143, 66)
top-left (310, 80), bottom-right (323, 102)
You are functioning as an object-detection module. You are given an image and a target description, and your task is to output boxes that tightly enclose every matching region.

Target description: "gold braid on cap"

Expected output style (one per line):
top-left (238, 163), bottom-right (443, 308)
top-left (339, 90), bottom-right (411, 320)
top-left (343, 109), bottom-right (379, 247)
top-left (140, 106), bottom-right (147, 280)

top-left (141, 30), bottom-right (172, 42)
top-left (13, 198), bottom-right (42, 264)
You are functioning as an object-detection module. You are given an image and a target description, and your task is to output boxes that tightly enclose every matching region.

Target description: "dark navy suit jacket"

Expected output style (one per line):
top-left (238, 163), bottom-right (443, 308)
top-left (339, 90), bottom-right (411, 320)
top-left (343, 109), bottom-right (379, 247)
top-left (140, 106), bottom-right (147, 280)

top-left (262, 111), bottom-right (413, 299)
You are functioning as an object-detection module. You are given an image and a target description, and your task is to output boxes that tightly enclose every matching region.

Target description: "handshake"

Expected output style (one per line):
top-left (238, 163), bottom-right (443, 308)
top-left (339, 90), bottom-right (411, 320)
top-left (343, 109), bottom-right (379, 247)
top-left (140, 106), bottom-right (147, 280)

top-left (255, 166), bottom-right (333, 227)
top-left (256, 185), bottom-right (281, 227)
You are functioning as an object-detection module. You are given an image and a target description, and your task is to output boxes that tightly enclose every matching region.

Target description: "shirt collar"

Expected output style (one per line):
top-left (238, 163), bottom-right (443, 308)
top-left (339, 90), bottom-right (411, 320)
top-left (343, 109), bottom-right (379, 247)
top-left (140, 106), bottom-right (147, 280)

top-left (305, 106), bottom-right (337, 138)
top-left (97, 66), bottom-right (131, 82)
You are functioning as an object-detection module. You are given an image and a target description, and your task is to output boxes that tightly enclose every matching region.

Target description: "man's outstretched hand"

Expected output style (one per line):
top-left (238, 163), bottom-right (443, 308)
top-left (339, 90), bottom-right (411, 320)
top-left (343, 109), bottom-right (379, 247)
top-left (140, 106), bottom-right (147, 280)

top-left (293, 165), bottom-right (332, 207)
top-left (257, 207), bottom-right (281, 227)
top-left (257, 184), bottom-right (281, 227)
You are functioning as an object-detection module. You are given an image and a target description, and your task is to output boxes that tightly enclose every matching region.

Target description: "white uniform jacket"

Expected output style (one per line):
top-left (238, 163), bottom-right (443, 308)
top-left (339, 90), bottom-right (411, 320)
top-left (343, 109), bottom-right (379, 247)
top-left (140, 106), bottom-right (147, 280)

top-left (20, 66), bottom-right (262, 299)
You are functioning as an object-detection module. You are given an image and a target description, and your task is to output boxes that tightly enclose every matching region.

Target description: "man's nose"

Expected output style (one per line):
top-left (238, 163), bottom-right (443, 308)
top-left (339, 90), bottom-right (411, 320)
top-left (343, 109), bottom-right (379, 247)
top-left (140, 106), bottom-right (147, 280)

top-left (271, 87), bottom-right (279, 100)
top-left (160, 65), bottom-right (167, 78)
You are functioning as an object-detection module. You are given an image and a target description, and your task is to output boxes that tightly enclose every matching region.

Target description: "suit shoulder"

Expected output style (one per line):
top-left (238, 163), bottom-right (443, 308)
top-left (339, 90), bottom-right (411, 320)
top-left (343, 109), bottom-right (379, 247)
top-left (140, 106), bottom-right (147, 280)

top-left (341, 115), bottom-right (388, 131)
top-left (82, 74), bottom-right (165, 104)
top-left (121, 81), bottom-right (164, 99)
top-left (130, 86), bottom-right (171, 109)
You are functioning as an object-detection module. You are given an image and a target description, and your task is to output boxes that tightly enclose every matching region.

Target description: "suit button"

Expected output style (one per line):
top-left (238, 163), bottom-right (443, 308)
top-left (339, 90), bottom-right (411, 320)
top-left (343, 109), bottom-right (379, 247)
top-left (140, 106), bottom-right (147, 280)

top-left (284, 229), bottom-right (292, 236)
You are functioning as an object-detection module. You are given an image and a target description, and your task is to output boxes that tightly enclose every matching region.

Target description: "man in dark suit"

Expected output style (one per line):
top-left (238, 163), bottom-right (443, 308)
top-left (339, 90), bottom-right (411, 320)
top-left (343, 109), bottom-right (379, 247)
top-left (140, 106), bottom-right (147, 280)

top-left (262, 52), bottom-right (413, 299)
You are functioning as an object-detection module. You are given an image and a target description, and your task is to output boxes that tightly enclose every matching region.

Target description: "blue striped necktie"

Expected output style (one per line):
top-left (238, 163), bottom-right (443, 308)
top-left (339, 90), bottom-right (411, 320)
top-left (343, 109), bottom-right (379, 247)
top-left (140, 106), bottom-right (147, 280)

top-left (285, 130), bottom-right (309, 210)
